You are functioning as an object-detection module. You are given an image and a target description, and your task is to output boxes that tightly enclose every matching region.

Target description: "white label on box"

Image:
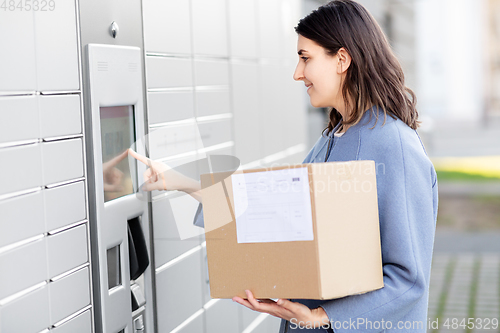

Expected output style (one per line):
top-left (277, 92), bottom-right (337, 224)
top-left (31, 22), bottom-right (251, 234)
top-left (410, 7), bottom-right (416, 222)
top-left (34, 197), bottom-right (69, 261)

top-left (231, 167), bottom-right (314, 243)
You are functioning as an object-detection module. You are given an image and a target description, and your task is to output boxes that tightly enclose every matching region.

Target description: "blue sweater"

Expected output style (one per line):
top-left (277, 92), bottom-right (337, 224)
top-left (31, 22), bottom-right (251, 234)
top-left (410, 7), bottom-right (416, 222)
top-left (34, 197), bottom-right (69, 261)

top-left (194, 106), bottom-right (439, 333)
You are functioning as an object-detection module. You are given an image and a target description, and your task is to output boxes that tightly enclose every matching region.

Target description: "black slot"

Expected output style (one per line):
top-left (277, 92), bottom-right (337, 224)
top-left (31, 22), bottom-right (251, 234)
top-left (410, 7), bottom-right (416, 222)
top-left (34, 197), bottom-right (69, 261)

top-left (127, 216), bottom-right (150, 281)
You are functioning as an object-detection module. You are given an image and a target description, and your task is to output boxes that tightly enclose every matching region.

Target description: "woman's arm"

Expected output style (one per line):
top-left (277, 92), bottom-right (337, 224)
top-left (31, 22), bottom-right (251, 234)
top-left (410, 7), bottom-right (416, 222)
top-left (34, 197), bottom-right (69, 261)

top-left (128, 149), bottom-right (203, 203)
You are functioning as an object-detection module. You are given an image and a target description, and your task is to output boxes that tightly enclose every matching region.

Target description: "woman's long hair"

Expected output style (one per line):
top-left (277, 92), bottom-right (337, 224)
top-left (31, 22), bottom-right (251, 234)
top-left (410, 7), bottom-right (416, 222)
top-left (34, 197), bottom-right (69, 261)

top-left (295, 0), bottom-right (420, 135)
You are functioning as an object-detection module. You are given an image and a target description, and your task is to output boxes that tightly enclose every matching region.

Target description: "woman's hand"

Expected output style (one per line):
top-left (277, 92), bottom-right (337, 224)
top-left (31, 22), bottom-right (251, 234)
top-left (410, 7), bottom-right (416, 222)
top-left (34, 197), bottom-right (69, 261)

top-left (128, 149), bottom-right (182, 192)
top-left (128, 149), bottom-right (203, 202)
top-left (232, 290), bottom-right (330, 329)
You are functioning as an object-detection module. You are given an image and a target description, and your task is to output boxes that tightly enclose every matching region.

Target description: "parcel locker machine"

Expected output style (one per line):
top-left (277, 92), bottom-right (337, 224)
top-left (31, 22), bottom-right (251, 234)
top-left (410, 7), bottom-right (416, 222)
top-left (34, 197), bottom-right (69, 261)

top-left (85, 44), bottom-right (154, 333)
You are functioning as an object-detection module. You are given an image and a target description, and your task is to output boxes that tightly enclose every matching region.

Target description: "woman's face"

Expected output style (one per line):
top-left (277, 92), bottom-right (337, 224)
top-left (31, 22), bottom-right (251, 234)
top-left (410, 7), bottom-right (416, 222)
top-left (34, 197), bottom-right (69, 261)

top-left (293, 35), bottom-right (345, 109)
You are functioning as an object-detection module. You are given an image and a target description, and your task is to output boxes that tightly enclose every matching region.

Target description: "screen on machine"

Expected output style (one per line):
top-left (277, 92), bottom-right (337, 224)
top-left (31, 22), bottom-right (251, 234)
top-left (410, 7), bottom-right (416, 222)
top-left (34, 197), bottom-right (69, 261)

top-left (100, 105), bottom-right (137, 203)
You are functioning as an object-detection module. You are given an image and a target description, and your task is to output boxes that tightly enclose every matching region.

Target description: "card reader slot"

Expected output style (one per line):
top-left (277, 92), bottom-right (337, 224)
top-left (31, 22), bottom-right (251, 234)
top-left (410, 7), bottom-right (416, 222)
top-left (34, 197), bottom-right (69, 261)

top-left (127, 216), bottom-right (149, 281)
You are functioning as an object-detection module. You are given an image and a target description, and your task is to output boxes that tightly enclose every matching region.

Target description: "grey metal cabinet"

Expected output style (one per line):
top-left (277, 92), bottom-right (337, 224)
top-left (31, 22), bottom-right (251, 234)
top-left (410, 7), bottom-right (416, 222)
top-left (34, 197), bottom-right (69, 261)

top-left (0, 285), bottom-right (50, 333)
top-left (42, 139), bottom-right (84, 185)
top-left (39, 94), bottom-right (82, 138)
top-left (0, 96), bottom-right (39, 144)
top-left (0, 190), bottom-right (44, 248)
top-left (49, 266), bottom-right (91, 324)
top-left (0, 143), bottom-right (43, 195)
top-left (0, 238), bottom-right (47, 300)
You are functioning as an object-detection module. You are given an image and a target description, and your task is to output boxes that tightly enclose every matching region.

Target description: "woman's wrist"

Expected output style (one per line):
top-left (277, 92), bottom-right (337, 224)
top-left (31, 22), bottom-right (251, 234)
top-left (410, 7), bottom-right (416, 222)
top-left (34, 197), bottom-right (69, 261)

top-left (176, 175), bottom-right (202, 203)
top-left (311, 306), bottom-right (329, 328)
top-left (177, 175), bottom-right (201, 193)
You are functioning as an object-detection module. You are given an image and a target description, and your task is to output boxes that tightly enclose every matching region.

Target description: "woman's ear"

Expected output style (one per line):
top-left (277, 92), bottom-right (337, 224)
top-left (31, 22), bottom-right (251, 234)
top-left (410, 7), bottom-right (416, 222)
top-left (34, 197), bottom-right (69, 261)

top-left (336, 47), bottom-right (352, 74)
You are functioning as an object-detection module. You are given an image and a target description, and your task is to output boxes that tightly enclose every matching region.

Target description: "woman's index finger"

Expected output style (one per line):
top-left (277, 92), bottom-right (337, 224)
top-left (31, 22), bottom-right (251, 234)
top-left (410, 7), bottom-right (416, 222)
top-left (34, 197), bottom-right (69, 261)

top-left (128, 148), bottom-right (151, 165)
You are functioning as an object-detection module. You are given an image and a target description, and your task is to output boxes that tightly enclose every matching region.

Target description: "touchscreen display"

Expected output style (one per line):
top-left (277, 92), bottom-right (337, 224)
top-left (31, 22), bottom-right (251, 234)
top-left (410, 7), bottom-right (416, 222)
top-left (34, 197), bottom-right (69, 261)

top-left (100, 105), bottom-right (137, 202)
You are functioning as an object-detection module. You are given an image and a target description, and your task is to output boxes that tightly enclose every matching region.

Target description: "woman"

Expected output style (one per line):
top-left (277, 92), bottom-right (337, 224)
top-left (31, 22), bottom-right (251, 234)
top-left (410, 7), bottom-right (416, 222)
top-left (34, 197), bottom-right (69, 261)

top-left (131, 1), bottom-right (438, 332)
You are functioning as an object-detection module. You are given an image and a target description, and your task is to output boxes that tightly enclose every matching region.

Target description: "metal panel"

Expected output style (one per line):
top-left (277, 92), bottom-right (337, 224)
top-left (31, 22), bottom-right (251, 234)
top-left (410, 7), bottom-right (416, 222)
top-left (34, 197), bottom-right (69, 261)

top-left (34, 0), bottom-right (79, 91)
top-left (0, 10), bottom-right (36, 92)
top-left (78, 0), bottom-right (144, 49)
top-left (86, 45), bottom-right (152, 333)
top-left (282, 62), bottom-right (306, 147)
top-left (195, 90), bottom-right (231, 118)
top-left (282, 0), bottom-right (302, 61)
top-left (148, 91), bottom-right (195, 125)
top-left (197, 119), bottom-right (232, 149)
top-left (204, 146), bottom-right (234, 158)
top-left (146, 57), bottom-right (193, 89)
top-left (193, 60), bottom-right (229, 87)
top-left (191, 0), bottom-right (228, 56)
top-left (0, 238), bottom-right (47, 300)
top-left (152, 196), bottom-right (202, 268)
top-left (0, 190), bottom-right (44, 249)
top-left (0, 96), bottom-right (39, 144)
top-left (0, 143), bottom-right (43, 196)
top-left (148, 124), bottom-right (198, 160)
top-left (42, 139), bottom-right (84, 185)
top-left (259, 62), bottom-right (284, 156)
top-left (143, 0), bottom-right (191, 54)
top-left (174, 313), bottom-right (204, 333)
top-left (231, 62), bottom-right (261, 164)
top-left (49, 267), bottom-right (91, 324)
top-left (257, 0), bottom-right (285, 59)
top-left (52, 309), bottom-right (92, 333)
top-left (261, 314), bottom-right (282, 332)
top-left (47, 224), bottom-right (89, 278)
top-left (243, 314), bottom-right (282, 333)
top-left (155, 251), bottom-right (203, 332)
top-left (44, 181), bottom-right (86, 232)
top-left (241, 307), bottom-right (261, 330)
top-left (200, 246), bottom-right (210, 304)
top-left (40, 94), bottom-right (82, 138)
top-left (205, 300), bottom-right (240, 333)
top-left (0, 285), bottom-right (50, 333)
top-left (228, 0), bottom-right (258, 58)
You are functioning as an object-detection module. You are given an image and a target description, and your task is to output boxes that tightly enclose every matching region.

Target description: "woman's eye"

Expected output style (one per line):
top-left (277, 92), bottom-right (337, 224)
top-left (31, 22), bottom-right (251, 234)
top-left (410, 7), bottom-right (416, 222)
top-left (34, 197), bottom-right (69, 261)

top-left (301, 56), bottom-right (309, 62)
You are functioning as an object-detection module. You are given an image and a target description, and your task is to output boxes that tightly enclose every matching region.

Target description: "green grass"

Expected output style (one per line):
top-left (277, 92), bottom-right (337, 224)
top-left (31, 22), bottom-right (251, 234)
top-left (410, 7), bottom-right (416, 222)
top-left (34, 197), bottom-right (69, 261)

top-left (436, 170), bottom-right (500, 182)
top-left (432, 257), bottom-right (456, 333)
top-left (466, 257), bottom-right (481, 333)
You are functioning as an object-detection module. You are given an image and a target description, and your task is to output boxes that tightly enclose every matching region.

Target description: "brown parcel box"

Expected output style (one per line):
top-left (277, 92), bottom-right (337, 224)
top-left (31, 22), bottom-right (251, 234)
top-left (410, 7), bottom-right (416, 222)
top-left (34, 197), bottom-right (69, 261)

top-left (199, 160), bottom-right (383, 300)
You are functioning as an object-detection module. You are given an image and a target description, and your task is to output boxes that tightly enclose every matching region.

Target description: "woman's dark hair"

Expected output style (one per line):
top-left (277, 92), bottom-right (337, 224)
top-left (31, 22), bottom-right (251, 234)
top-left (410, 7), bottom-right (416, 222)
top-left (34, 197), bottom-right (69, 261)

top-left (295, 0), bottom-right (420, 134)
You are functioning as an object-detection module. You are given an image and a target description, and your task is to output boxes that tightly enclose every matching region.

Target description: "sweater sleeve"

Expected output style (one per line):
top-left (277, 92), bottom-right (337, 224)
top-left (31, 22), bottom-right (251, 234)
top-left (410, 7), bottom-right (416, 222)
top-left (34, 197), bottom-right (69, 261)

top-left (318, 122), bottom-right (438, 332)
top-left (193, 202), bottom-right (204, 228)
top-left (192, 145), bottom-right (319, 229)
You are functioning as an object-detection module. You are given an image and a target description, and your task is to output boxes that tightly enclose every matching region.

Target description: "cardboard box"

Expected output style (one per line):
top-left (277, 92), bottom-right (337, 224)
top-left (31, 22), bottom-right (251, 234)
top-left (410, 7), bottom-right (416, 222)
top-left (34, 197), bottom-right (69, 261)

top-left (200, 160), bottom-right (383, 300)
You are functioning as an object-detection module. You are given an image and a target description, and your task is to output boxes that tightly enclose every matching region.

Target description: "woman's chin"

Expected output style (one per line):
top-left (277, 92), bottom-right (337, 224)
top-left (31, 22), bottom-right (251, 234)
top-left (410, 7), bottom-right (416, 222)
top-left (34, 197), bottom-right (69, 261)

top-left (309, 98), bottom-right (325, 108)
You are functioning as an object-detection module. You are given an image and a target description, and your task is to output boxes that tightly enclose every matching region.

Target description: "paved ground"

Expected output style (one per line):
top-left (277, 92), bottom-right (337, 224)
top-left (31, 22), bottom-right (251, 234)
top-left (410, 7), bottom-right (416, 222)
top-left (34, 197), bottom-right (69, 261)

top-left (430, 186), bottom-right (500, 332)
top-left (429, 164), bottom-right (500, 332)
top-left (429, 251), bottom-right (499, 333)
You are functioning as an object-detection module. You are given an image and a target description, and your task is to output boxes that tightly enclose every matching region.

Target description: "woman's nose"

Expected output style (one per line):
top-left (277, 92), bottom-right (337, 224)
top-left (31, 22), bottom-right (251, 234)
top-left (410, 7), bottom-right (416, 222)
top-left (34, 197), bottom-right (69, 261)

top-left (293, 63), bottom-right (303, 81)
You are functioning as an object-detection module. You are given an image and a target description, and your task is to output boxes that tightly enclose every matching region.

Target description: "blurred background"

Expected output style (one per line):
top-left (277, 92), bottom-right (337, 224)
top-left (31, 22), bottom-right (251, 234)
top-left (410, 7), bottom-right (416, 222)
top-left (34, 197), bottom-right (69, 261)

top-left (0, 0), bottom-right (499, 332)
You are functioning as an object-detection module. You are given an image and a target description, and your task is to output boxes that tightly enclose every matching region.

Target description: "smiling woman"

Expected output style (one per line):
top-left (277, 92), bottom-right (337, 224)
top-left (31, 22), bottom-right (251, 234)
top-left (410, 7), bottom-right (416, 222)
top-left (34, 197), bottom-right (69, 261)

top-left (232, 1), bottom-right (437, 332)
top-left (293, 0), bottom-right (419, 137)
top-left (129, 1), bottom-right (438, 332)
